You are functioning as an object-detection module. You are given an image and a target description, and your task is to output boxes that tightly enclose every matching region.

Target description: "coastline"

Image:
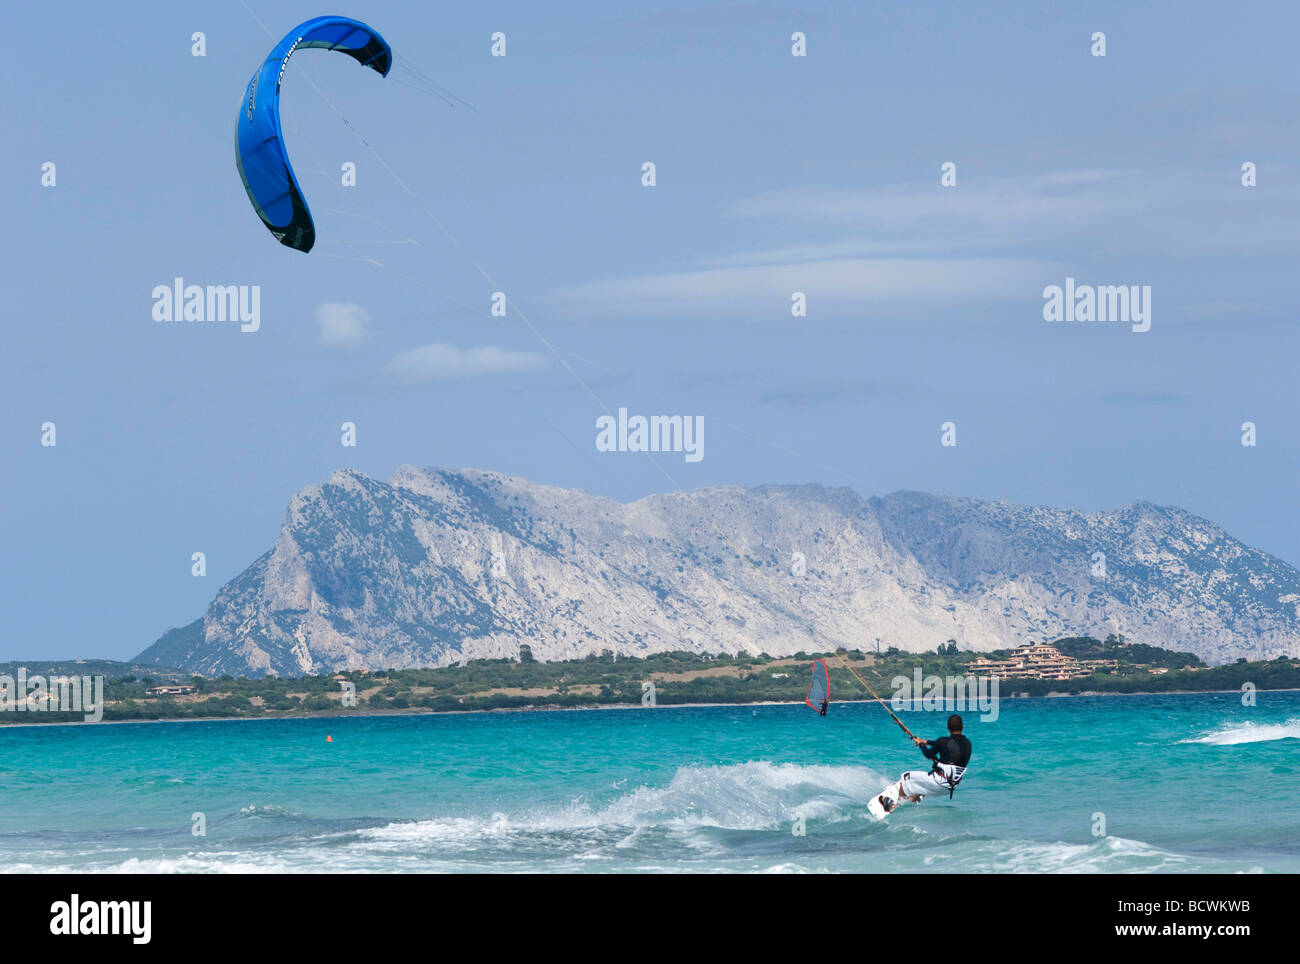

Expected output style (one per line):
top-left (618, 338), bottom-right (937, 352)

top-left (2, 687), bottom-right (1297, 730)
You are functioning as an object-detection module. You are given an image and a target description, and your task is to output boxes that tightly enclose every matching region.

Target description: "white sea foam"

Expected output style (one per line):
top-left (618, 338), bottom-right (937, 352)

top-left (1, 760), bottom-right (1266, 874)
top-left (356, 761), bottom-right (883, 848)
top-left (1182, 718), bottom-right (1300, 745)
top-left (959, 836), bottom-right (1194, 874)
top-left (7, 852), bottom-right (298, 874)
top-left (238, 803), bottom-right (305, 818)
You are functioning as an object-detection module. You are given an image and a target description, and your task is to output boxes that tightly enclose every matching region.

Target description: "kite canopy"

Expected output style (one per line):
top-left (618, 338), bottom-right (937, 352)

top-left (235, 16), bottom-right (392, 253)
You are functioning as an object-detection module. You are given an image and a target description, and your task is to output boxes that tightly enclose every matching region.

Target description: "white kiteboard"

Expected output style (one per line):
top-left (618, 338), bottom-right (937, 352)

top-left (867, 779), bottom-right (904, 820)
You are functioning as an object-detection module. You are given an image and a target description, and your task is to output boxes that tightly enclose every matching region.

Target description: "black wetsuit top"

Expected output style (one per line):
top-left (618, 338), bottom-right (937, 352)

top-left (921, 734), bottom-right (972, 768)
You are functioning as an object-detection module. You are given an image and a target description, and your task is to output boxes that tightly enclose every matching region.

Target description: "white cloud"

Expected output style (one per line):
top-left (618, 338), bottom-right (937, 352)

top-left (383, 343), bottom-right (549, 385)
top-left (549, 165), bottom-right (1300, 321)
top-left (724, 169), bottom-right (1300, 256)
top-left (726, 174), bottom-right (1125, 233)
top-left (315, 302), bottom-right (371, 350)
top-left (699, 239), bottom-right (954, 268)
top-left (551, 257), bottom-right (1052, 319)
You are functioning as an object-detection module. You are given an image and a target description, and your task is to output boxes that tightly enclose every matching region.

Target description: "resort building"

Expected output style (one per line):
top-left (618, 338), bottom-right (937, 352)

top-left (970, 644), bottom-right (1118, 681)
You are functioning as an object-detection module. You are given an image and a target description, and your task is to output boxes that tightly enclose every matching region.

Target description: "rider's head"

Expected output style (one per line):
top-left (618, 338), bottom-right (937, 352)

top-left (947, 714), bottom-right (963, 734)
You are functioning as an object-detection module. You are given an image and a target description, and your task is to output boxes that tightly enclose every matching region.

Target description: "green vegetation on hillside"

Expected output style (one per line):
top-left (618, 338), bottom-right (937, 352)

top-left (2, 637), bottom-right (1296, 725)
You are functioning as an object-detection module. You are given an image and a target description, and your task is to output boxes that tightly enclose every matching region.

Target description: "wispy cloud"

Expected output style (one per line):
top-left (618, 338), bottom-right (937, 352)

top-left (552, 257), bottom-right (1050, 319)
top-left (725, 170), bottom-right (1300, 256)
top-left (698, 239), bottom-right (958, 268)
top-left (549, 167), bottom-right (1300, 323)
top-left (315, 302), bottom-right (371, 351)
top-left (757, 375), bottom-right (901, 407)
top-left (726, 172), bottom-right (1128, 235)
top-left (383, 344), bottom-right (549, 385)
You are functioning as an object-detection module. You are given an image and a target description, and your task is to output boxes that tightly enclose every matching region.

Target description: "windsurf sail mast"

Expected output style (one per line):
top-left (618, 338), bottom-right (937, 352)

top-left (805, 659), bottom-right (830, 715)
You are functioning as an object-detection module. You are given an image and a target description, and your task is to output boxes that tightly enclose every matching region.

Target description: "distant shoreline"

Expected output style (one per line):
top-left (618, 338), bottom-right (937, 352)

top-left (2, 686), bottom-right (1298, 731)
top-left (7, 639), bottom-right (1296, 731)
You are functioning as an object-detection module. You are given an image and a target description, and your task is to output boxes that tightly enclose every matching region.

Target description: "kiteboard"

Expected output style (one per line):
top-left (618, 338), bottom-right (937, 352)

top-left (867, 779), bottom-right (904, 820)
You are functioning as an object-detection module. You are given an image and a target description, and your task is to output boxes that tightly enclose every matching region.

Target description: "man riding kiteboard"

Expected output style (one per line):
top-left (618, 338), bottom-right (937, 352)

top-left (878, 714), bottom-right (971, 813)
top-left (805, 657), bottom-right (974, 819)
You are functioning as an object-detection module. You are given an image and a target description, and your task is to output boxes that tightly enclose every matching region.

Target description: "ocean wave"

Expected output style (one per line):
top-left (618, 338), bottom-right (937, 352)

top-left (0, 848), bottom-right (300, 874)
top-left (237, 803), bottom-right (307, 819)
top-left (0, 759), bottom-right (1269, 873)
top-left (944, 835), bottom-right (1194, 874)
top-left (340, 763), bottom-right (1249, 873)
top-left (357, 761), bottom-right (884, 850)
top-left (1182, 719), bottom-right (1300, 746)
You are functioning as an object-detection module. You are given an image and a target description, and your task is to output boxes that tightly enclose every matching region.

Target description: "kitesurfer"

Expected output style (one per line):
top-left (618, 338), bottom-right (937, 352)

top-left (880, 714), bottom-right (971, 812)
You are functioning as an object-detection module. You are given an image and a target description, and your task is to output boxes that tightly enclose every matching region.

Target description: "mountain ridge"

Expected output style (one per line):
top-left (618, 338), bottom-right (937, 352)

top-left (136, 465), bottom-right (1300, 677)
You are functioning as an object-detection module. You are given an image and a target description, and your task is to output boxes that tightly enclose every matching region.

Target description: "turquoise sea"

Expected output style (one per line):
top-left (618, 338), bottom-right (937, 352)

top-left (1, 691), bottom-right (1297, 873)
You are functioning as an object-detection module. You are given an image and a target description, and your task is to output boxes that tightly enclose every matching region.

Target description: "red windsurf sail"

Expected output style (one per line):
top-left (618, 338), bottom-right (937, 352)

top-left (806, 659), bottom-right (829, 715)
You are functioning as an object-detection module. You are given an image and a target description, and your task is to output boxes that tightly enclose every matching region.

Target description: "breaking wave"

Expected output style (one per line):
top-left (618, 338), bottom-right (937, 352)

top-left (1182, 719), bottom-right (1300, 746)
top-left (0, 760), bottom-right (1271, 874)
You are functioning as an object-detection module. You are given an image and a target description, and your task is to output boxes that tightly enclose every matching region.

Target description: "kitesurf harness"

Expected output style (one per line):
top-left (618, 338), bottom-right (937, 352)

top-left (931, 761), bottom-right (967, 800)
top-left (920, 732), bottom-right (971, 798)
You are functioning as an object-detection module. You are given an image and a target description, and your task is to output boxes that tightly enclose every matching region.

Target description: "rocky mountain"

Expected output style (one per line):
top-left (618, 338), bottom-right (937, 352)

top-left (137, 466), bottom-right (1300, 677)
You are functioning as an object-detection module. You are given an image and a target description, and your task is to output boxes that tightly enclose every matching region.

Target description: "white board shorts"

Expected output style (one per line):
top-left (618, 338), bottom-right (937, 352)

top-left (899, 764), bottom-right (965, 799)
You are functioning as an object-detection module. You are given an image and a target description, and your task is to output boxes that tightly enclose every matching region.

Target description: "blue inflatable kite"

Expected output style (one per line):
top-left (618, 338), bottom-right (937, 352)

top-left (235, 16), bottom-right (392, 253)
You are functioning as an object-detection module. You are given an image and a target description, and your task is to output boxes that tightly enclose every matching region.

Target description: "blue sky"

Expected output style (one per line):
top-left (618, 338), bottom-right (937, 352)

top-left (4, 1), bottom-right (1299, 662)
